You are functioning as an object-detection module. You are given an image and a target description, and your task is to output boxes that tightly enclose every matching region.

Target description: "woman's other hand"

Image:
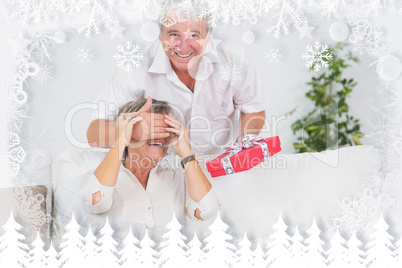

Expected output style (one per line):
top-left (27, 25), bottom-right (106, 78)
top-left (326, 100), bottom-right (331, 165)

top-left (115, 112), bottom-right (143, 146)
top-left (164, 114), bottom-right (192, 158)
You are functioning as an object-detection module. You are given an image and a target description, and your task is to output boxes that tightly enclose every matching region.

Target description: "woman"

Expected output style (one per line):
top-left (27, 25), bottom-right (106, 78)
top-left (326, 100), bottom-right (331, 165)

top-left (80, 98), bottom-right (219, 240)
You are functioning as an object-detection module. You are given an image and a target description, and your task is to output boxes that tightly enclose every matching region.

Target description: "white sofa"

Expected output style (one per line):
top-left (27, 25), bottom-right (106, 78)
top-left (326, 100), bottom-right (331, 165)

top-left (53, 145), bottom-right (379, 246)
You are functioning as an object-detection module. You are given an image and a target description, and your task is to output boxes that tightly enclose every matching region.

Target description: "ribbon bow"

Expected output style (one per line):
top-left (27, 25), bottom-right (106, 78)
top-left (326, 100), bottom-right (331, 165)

top-left (221, 134), bottom-right (269, 175)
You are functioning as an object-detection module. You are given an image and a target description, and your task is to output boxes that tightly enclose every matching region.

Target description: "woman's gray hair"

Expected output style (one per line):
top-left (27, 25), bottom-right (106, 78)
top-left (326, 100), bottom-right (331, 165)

top-left (119, 98), bottom-right (172, 162)
top-left (118, 98), bottom-right (172, 115)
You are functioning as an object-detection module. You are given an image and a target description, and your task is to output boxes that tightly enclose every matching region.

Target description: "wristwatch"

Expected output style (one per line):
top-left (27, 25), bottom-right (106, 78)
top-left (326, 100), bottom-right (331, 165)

top-left (181, 155), bottom-right (198, 169)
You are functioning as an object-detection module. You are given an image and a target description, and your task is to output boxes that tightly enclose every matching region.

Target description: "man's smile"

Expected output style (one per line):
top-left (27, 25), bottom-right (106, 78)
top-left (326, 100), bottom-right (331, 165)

top-left (175, 51), bottom-right (193, 58)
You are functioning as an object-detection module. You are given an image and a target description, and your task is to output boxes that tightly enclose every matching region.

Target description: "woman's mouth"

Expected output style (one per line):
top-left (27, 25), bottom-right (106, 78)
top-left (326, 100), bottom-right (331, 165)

top-left (147, 140), bottom-right (164, 148)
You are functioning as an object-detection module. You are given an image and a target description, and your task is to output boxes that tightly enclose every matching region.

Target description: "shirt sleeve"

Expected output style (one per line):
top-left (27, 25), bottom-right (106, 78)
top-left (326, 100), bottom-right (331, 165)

top-left (233, 53), bottom-right (266, 114)
top-left (80, 171), bottom-right (115, 214)
top-left (89, 69), bottom-right (144, 122)
top-left (175, 170), bottom-right (220, 221)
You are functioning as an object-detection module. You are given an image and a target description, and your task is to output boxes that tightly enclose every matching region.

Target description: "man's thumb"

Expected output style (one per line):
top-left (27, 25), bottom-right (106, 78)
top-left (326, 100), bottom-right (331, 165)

top-left (138, 96), bottom-right (152, 112)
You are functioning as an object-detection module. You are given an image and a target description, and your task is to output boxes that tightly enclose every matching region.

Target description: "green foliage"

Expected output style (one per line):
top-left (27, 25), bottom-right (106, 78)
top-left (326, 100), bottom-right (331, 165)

top-left (291, 43), bottom-right (364, 153)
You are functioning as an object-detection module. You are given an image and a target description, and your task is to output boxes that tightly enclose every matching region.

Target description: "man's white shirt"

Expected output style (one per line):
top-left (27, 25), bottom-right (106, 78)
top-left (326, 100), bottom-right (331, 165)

top-left (92, 37), bottom-right (265, 154)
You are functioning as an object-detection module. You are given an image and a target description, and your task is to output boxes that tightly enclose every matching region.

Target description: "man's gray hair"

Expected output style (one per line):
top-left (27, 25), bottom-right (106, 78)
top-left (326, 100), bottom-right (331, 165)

top-left (118, 98), bottom-right (172, 115)
top-left (158, 0), bottom-right (212, 35)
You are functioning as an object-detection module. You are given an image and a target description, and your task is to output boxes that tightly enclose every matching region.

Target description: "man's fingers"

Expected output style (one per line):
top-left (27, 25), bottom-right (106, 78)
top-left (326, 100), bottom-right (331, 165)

top-left (137, 96), bottom-right (152, 113)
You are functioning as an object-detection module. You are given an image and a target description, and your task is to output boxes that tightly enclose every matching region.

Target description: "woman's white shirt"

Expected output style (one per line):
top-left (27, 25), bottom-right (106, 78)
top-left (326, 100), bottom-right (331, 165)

top-left (80, 161), bottom-right (219, 242)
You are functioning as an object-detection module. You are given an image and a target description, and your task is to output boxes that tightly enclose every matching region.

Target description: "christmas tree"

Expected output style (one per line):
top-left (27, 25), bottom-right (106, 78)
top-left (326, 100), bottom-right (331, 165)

top-left (203, 212), bottom-right (237, 267)
top-left (97, 217), bottom-right (120, 267)
top-left (303, 217), bottom-right (326, 267)
top-left (158, 212), bottom-right (188, 268)
top-left (365, 213), bottom-right (396, 268)
top-left (345, 230), bottom-right (366, 268)
top-left (137, 229), bottom-right (159, 268)
top-left (185, 231), bottom-right (205, 268)
top-left (393, 235), bottom-right (402, 268)
top-left (119, 226), bottom-right (141, 267)
top-left (44, 241), bottom-right (61, 268)
top-left (288, 226), bottom-right (307, 267)
top-left (326, 228), bottom-right (348, 267)
top-left (0, 211), bottom-right (30, 268)
top-left (252, 239), bottom-right (267, 268)
top-left (29, 233), bottom-right (47, 267)
top-left (233, 231), bottom-right (254, 268)
top-left (81, 227), bottom-right (101, 267)
top-left (58, 213), bottom-right (85, 267)
top-left (264, 213), bottom-right (292, 268)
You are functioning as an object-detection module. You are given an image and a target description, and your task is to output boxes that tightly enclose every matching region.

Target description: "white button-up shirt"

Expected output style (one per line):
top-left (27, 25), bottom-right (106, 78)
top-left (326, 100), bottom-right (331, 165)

top-left (80, 160), bottom-right (219, 242)
top-left (92, 38), bottom-right (265, 155)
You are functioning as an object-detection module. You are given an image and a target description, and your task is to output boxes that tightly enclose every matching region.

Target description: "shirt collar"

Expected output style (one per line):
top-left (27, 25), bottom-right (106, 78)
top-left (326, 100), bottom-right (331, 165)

top-left (148, 36), bottom-right (221, 74)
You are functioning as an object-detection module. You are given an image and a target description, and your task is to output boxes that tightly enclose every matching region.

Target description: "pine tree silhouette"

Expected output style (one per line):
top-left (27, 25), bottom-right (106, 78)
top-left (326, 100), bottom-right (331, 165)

top-left (45, 241), bottom-right (61, 268)
top-left (365, 213), bottom-right (396, 268)
top-left (81, 226), bottom-right (101, 267)
top-left (252, 239), bottom-right (267, 268)
top-left (326, 228), bottom-right (348, 267)
top-left (288, 226), bottom-right (307, 267)
top-left (233, 231), bottom-right (254, 268)
top-left (137, 229), bottom-right (159, 268)
top-left (158, 212), bottom-right (188, 267)
top-left (393, 234), bottom-right (402, 268)
top-left (97, 217), bottom-right (120, 267)
top-left (345, 230), bottom-right (366, 268)
top-left (119, 226), bottom-right (141, 267)
top-left (0, 211), bottom-right (30, 268)
top-left (304, 217), bottom-right (326, 267)
top-left (265, 213), bottom-right (292, 267)
top-left (29, 232), bottom-right (47, 267)
top-left (58, 213), bottom-right (85, 267)
top-left (185, 231), bottom-right (205, 268)
top-left (203, 212), bottom-right (237, 267)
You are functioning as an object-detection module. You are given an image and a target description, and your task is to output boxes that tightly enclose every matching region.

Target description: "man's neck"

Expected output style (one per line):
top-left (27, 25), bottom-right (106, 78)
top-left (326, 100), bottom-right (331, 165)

top-left (171, 63), bottom-right (196, 92)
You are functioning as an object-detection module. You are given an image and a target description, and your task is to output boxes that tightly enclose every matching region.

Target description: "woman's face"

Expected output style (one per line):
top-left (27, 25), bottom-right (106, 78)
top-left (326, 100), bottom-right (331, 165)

top-left (126, 113), bottom-right (173, 169)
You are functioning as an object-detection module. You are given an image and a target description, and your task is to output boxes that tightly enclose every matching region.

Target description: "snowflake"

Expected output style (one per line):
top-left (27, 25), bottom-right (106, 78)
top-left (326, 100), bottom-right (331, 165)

top-left (220, 61), bottom-right (242, 86)
top-left (264, 46), bottom-right (284, 65)
top-left (348, 19), bottom-right (387, 57)
top-left (76, 46), bottom-right (95, 66)
top-left (32, 60), bottom-right (53, 85)
top-left (113, 41), bottom-right (144, 72)
top-left (14, 187), bottom-right (47, 232)
top-left (333, 188), bottom-right (381, 235)
top-left (164, 36), bottom-right (181, 55)
top-left (28, 31), bottom-right (56, 61)
top-left (76, 1), bottom-right (117, 38)
top-left (266, 1), bottom-right (306, 38)
top-left (1, 98), bottom-right (28, 132)
top-left (302, 41), bottom-right (332, 72)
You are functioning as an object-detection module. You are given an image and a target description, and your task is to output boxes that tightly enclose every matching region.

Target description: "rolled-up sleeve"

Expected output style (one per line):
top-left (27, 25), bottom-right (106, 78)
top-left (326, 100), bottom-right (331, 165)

top-left (186, 187), bottom-right (220, 221)
top-left (174, 169), bottom-right (219, 221)
top-left (81, 172), bottom-right (115, 214)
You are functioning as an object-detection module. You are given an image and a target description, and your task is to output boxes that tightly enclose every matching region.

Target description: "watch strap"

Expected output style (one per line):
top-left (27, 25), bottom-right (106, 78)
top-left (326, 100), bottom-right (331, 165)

top-left (181, 155), bottom-right (197, 169)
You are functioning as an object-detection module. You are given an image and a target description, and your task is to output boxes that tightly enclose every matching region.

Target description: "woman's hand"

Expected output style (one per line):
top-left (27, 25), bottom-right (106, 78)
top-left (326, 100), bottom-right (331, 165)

top-left (164, 114), bottom-right (192, 158)
top-left (115, 112), bottom-right (143, 146)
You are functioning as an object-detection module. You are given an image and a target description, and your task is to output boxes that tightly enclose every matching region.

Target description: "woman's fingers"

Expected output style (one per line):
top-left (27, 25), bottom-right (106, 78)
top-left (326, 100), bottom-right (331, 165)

top-left (166, 127), bottom-right (181, 134)
top-left (164, 118), bottom-right (181, 130)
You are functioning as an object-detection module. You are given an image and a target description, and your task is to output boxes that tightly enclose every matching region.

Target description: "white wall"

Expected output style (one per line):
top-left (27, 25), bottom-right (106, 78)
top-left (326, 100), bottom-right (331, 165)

top-left (0, 13), bottom-right (401, 183)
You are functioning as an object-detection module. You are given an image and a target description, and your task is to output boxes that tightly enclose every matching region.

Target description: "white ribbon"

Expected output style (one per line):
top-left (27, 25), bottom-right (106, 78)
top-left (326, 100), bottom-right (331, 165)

top-left (221, 134), bottom-right (269, 175)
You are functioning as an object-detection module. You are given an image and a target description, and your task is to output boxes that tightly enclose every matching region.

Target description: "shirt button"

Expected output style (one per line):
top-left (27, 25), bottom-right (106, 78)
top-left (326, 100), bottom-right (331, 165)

top-left (148, 207), bottom-right (151, 210)
top-left (148, 217), bottom-right (152, 220)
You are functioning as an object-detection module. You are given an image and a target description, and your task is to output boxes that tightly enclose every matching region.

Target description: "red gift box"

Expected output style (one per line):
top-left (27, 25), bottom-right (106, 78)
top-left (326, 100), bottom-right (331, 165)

top-left (206, 136), bottom-right (281, 178)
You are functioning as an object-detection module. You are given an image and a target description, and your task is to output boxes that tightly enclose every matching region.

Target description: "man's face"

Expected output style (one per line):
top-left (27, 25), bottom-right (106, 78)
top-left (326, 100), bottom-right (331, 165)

top-left (160, 16), bottom-right (210, 72)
